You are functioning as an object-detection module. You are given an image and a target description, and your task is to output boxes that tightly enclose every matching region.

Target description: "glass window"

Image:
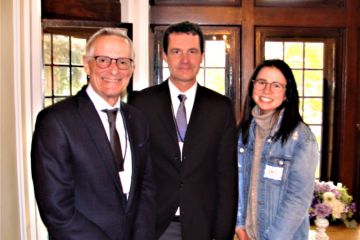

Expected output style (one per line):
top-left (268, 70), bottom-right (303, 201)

top-left (264, 40), bottom-right (333, 179)
top-left (43, 34), bottom-right (87, 107)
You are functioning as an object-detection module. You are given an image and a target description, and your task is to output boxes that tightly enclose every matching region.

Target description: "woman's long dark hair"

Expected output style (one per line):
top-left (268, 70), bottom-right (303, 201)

top-left (239, 59), bottom-right (303, 145)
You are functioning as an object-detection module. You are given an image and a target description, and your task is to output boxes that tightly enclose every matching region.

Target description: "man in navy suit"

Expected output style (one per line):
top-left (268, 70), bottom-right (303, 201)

top-left (129, 21), bottom-right (237, 240)
top-left (31, 28), bottom-right (155, 240)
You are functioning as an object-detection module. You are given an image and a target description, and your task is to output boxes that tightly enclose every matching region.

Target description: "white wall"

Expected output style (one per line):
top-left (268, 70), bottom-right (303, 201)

top-left (121, 0), bottom-right (150, 90)
top-left (1, 0), bottom-right (21, 238)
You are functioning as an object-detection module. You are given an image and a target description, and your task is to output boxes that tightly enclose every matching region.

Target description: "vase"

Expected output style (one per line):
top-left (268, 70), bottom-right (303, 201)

top-left (314, 217), bottom-right (329, 240)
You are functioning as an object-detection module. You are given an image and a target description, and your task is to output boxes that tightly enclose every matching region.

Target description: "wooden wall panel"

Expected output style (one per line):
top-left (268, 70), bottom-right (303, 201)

top-left (254, 8), bottom-right (347, 27)
top-left (336, 0), bottom-right (358, 198)
top-left (152, 0), bottom-right (241, 5)
top-left (42, 0), bottom-right (121, 21)
top-left (256, 0), bottom-right (344, 7)
top-left (354, 27), bottom-right (360, 222)
top-left (150, 6), bottom-right (242, 25)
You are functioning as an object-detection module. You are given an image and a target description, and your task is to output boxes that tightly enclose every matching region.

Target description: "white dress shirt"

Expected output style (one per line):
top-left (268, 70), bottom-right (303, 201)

top-left (168, 80), bottom-right (197, 154)
top-left (168, 79), bottom-right (197, 216)
top-left (86, 85), bottom-right (132, 198)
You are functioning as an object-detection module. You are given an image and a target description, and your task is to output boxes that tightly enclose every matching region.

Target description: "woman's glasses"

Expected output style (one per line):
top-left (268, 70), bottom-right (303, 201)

top-left (252, 79), bottom-right (286, 93)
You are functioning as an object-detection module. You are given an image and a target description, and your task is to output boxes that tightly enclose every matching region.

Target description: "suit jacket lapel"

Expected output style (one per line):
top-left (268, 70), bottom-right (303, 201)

top-left (186, 84), bottom-right (203, 132)
top-left (119, 103), bottom-right (138, 209)
top-left (181, 84), bottom-right (206, 151)
top-left (156, 80), bottom-right (179, 144)
top-left (76, 87), bottom-right (125, 198)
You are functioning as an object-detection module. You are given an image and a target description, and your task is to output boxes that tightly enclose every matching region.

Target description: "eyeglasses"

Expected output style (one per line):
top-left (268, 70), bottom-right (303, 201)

top-left (252, 79), bottom-right (286, 93)
top-left (88, 56), bottom-right (133, 70)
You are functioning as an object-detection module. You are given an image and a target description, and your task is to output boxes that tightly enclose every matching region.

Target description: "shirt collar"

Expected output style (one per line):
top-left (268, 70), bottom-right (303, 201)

top-left (168, 79), bottom-right (197, 103)
top-left (86, 84), bottom-right (121, 112)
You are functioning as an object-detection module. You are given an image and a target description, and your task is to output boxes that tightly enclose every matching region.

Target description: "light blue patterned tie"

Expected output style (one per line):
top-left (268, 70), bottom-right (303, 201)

top-left (176, 94), bottom-right (187, 142)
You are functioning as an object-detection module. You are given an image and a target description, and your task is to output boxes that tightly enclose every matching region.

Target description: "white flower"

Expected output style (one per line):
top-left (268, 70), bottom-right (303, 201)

top-left (323, 192), bottom-right (345, 219)
top-left (323, 192), bottom-right (336, 203)
top-left (331, 200), bottom-right (346, 218)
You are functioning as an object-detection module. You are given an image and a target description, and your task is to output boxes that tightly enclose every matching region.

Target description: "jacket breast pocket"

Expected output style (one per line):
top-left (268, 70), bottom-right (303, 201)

top-left (262, 157), bottom-right (290, 186)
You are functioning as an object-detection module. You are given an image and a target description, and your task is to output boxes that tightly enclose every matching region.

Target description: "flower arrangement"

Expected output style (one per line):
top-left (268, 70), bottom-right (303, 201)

top-left (309, 180), bottom-right (357, 228)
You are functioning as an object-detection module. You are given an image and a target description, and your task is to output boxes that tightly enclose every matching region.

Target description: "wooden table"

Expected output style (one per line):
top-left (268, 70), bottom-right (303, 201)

top-left (310, 225), bottom-right (360, 240)
top-left (233, 225), bottom-right (360, 240)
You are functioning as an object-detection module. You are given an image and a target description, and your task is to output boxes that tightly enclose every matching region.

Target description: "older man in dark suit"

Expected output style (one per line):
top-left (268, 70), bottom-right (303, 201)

top-left (129, 21), bottom-right (237, 240)
top-left (31, 28), bottom-right (155, 240)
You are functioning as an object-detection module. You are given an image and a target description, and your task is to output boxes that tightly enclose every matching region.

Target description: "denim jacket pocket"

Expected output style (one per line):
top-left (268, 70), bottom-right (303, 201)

top-left (262, 157), bottom-right (290, 186)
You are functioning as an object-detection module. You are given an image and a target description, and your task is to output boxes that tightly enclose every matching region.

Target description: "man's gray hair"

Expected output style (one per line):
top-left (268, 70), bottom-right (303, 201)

top-left (86, 27), bottom-right (135, 60)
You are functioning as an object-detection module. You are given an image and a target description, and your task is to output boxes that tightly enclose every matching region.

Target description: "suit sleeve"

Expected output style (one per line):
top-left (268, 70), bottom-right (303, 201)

top-left (31, 109), bottom-right (110, 240)
top-left (215, 103), bottom-right (238, 240)
top-left (133, 132), bottom-right (156, 240)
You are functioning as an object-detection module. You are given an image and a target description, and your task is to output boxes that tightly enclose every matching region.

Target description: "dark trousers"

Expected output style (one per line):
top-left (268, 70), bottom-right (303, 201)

top-left (158, 221), bottom-right (182, 240)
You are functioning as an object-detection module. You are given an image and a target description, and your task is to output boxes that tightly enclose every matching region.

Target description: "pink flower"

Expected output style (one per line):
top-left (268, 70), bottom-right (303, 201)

top-left (314, 203), bottom-right (332, 218)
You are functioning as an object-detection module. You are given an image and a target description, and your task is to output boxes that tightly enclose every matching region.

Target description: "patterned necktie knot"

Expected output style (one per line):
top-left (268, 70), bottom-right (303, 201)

top-left (178, 94), bottom-right (187, 103)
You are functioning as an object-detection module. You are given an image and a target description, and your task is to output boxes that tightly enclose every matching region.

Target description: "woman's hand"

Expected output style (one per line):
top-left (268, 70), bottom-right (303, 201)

top-left (235, 227), bottom-right (250, 240)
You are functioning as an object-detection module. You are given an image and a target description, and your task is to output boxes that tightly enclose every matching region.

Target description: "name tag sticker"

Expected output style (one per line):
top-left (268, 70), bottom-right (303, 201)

top-left (264, 164), bottom-right (283, 181)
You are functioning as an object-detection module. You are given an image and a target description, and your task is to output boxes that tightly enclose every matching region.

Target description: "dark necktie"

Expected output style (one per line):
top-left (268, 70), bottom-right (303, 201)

top-left (102, 108), bottom-right (124, 172)
top-left (176, 94), bottom-right (187, 142)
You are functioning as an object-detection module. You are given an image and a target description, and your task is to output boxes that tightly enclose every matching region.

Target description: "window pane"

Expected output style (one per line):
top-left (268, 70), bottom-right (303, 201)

top-left (162, 67), bottom-right (170, 80)
top-left (197, 68), bottom-right (205, 86)
top-left (71, 37), bottom-right (86, 65)
top-left (299, 98), bottom-right (304, 117)
top-left (305, 42), bottom-right (324, 69)
top-left (309, 125), bottom-right (322, 150)
top-left (293, 69), bottom-right (303, 97)
top-left (284, 42), bottom-right (303, 68)
top-left (205, 40), bottom-right (226, 67)
top-left (54, 97), bottom-right (66, 104)
top-left (309, 125), bottom-right (322, 179)
top-left (265, 41), bottom-right (283, 59)
top-left (54, 66), bottom-right (70, 96)
top-left (44, 66), bottom-right (52, 96)
top-left (72, 67), bottom-right (87, 94)
top-left (303, 98), bottom-right (323, 124)
top-left (53, 35), bottom-right (69, 64)
top-left (43, 34), bottom-right (51, 64)
top-left (44, 98), bottom-right (53, 108)
top-left (163, 59), bottom-right (168, 68)
top-left (204, 68), bottom-right (226, 95)
top-left (304, 70), bottom-right (323, 96)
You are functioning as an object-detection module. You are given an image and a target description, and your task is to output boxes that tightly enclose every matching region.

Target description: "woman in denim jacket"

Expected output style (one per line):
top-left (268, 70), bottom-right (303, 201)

top-left (235, 59), bottom-right (319, 240)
